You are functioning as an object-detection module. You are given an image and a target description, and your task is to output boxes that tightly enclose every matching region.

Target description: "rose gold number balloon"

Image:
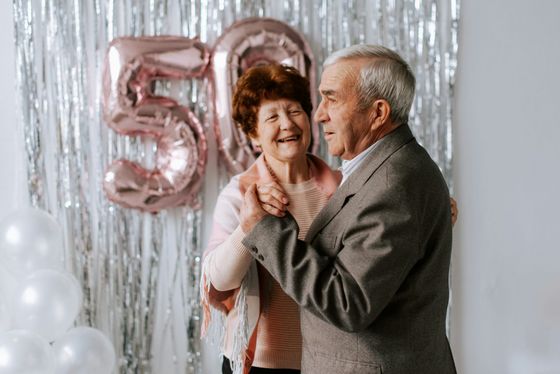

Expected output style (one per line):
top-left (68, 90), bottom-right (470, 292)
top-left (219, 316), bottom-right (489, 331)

top-left (211, 18), bottom-right (317, 174)
top-left (102, 36), bottom-right (209, 212)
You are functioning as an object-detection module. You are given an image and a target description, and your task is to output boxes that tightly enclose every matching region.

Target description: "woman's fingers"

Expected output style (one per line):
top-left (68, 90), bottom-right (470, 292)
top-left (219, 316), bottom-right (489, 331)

top-left (261, 202), bottom-right (286, 217)
top-left (257, 183), bottom-right (289, 216)
top-left (450, 197), bottom-right (458, 226)
top-left (258, 183), bottom-right (288, 204)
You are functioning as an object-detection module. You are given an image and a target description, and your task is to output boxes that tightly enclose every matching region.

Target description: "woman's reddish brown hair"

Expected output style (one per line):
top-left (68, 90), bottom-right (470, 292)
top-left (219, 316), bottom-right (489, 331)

top-left (232, 64), bottom-right (312, 137)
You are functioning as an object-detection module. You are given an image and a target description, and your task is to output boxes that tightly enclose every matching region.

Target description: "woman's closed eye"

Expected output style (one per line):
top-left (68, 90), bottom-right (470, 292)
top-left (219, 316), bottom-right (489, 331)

top-left (266, 114), bottom-right (279, 122)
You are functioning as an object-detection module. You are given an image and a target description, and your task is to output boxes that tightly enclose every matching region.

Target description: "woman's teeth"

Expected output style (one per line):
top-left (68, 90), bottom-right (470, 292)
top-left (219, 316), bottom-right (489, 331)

top-left (278, 135), bottom-right (299, 143)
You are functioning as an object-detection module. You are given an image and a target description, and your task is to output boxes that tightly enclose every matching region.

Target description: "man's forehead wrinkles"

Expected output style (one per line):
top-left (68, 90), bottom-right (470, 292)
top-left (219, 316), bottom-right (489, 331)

top-left (319, 76), bottom-right (343, 95)
top-left (319, 63), bottom-right (359, 97)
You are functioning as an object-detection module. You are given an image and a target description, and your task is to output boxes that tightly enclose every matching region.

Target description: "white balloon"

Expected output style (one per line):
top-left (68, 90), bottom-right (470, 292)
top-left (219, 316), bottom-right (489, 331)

top-left (52, 327), bottom-right (116, 374)
top-left (11, 270), bottom-right (82, 342)
top-left (0, 263), bottom-right (19, 308)
top-left (0, 209), bottom-right (64, 276)
top-left (0, 263), bottom-right (21, 333)
top-left (0, 329), bottom-right (55, 374)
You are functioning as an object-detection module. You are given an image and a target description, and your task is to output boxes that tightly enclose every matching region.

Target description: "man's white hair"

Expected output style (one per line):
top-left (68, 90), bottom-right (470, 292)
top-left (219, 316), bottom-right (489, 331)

top-left (324, 44), bottom-right (416, 125)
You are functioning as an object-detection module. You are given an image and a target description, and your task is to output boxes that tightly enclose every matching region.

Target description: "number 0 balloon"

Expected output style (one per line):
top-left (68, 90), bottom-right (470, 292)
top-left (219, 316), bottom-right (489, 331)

top-left (211, 17), bottom-right (318, 174)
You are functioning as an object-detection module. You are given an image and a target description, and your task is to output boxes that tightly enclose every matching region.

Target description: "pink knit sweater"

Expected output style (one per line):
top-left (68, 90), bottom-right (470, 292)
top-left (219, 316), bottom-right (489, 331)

top-left (201, 154), bottom-right (340, 373)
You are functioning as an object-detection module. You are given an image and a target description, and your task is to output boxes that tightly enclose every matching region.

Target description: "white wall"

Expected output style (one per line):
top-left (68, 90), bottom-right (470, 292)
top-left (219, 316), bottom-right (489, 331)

top-left (1, 1), bottom-right (559, 373)
top-left (450, 0), bottom-right (560, 373)
top-left (0, 2), bottom-right (20, 213)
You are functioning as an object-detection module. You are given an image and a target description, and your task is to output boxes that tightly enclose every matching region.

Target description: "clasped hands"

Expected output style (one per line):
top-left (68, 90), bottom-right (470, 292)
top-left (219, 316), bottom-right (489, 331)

top-left (240, 182), bottom-right (289, 233)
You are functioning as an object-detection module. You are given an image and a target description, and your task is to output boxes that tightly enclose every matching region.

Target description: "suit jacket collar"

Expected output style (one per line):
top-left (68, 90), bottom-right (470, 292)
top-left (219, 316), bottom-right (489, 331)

top-left (305, 124), bottom-right (416, 241)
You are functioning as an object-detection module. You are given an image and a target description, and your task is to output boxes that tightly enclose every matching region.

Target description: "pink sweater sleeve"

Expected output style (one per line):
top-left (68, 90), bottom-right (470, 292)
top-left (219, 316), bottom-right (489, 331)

top-left (203, 176), bottom-right (254, 291)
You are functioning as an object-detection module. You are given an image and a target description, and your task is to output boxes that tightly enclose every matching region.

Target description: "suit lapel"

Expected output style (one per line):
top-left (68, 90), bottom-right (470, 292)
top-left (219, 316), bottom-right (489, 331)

top-left (305, 125), bottom-right (415, 242)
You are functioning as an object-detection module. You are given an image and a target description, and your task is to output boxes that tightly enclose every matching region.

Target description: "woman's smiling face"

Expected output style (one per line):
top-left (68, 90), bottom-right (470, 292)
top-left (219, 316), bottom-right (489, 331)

top-left (252, 98), bottom-right (311, 164)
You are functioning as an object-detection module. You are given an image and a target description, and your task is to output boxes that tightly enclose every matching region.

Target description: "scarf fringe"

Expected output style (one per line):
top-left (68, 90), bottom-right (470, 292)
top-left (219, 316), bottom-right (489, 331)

top-left (230, 276), bottom-right (250, 374)
top-left (200, 253), bottom-right (250, 374)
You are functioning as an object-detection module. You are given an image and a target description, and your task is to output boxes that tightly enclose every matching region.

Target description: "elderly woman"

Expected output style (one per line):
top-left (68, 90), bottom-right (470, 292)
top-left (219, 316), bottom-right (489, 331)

top-left (201, 64), bottom-right (340, 374)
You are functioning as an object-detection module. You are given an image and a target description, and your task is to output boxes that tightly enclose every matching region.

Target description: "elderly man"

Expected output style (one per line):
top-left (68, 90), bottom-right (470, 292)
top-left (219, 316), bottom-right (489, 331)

top-left (240, 45), bottom-right (456, 374)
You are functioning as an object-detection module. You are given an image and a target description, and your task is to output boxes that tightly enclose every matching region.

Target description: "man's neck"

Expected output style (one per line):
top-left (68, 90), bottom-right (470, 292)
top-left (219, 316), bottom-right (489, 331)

top-left (344, 123), bottom-right (401, 161)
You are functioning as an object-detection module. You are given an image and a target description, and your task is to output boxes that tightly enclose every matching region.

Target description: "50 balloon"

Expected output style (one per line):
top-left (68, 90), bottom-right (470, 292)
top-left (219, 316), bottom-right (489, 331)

top-left (101, 18), bottom-right (317, 213)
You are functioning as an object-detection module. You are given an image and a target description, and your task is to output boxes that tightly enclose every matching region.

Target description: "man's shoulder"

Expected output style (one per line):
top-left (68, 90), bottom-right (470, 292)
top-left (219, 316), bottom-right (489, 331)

top-left (350, 139), bottom-right (448, 206)
top-left (382, 139), bottom-right (444, 181)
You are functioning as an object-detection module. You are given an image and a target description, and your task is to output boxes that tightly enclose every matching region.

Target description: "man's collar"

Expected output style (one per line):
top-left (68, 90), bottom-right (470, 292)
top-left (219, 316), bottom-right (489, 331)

top-left (339, 139), bottom-right (384, 184)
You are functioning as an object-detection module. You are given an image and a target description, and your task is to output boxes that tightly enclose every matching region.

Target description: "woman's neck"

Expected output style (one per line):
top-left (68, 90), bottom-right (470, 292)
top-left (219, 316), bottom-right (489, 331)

top-left (264, 155), bottom-right (310, 184)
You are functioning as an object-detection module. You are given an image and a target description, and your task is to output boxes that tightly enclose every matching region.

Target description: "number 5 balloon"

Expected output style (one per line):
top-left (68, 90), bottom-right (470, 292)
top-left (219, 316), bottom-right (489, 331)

top-left (102, 36), bottom-right (209, 212)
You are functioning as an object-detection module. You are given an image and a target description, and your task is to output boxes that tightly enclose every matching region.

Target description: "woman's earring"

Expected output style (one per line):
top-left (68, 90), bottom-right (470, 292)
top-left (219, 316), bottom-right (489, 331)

top-left (250, 139), bottom-right (262, 154)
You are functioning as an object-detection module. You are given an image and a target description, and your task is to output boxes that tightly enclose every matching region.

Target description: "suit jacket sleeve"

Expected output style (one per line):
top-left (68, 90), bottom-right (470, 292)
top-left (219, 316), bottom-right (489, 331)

top-left (242, 163), bottom-right (450, 332)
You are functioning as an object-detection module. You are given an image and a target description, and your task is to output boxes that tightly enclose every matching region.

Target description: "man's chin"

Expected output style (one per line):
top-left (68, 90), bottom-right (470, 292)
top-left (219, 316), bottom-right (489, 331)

top-left (326, 145), bottom-right (342, 157)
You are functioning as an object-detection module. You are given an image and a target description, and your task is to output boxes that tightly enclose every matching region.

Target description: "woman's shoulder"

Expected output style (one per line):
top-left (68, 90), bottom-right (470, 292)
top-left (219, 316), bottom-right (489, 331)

top-left (215, 174), bottom-right (244, 211)
top-left (212, 175), bottom-right (244, 233)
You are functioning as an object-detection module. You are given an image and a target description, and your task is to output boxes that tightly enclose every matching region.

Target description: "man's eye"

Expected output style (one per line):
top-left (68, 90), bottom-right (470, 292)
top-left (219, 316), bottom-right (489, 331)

top-left (290, 110), bottom-right (302, 115)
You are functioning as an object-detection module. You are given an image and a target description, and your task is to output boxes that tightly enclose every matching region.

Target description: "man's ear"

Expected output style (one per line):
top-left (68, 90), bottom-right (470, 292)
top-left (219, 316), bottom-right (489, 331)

top-left (370, 99), bottom-right (391, 129)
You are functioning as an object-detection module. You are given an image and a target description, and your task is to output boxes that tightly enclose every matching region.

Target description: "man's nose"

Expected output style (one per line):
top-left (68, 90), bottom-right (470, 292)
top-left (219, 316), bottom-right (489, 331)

top-left (314, 100), bottom-right (327, 123)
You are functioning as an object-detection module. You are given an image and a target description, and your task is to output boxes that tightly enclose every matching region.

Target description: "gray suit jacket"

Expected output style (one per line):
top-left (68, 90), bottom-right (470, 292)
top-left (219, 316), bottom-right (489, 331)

top-left (243, 125), bottom-right (456, 373)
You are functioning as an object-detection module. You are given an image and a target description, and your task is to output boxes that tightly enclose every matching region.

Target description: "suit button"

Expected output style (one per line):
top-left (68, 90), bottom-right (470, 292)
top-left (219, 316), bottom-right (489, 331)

top-left (257, 254), bottom-right (264, 261)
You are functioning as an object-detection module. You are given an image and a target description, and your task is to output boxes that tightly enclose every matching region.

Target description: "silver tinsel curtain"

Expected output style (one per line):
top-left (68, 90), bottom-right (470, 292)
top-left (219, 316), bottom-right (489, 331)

top-left (12, 0), bottom-right (459, 373)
